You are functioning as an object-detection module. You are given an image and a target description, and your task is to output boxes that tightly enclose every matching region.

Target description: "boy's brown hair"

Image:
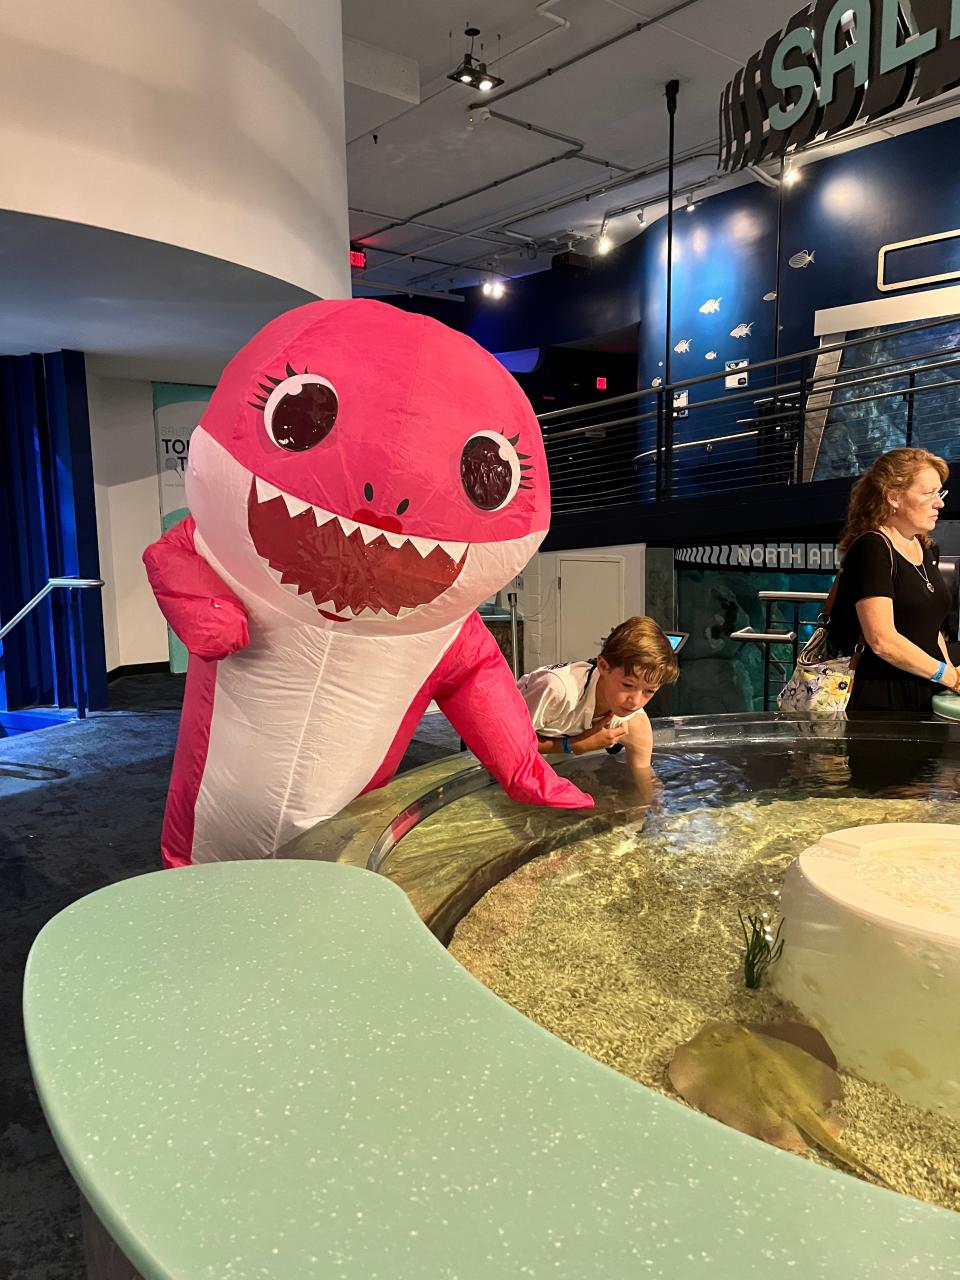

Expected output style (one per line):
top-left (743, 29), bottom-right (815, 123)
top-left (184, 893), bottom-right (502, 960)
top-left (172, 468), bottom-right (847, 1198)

top-left (600, 616), bottom-right (679, 686)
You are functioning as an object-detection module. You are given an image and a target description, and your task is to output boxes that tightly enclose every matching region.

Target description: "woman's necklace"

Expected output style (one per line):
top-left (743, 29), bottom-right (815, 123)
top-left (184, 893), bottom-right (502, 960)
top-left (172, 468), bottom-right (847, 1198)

top-left (914, 557), bottom-right (936, 593)
top-left (880, 525), bottom-right (935, 592)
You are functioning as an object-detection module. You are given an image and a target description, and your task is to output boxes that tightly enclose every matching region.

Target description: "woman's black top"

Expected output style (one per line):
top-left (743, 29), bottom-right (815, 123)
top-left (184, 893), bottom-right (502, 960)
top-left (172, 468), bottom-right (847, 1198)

top-left (828, 531), bottom-right (950, 716)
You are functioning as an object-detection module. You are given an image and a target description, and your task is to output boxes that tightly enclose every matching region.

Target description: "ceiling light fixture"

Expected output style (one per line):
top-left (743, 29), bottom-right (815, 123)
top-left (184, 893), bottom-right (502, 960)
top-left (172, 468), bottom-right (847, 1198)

top-left (481, 280), bottom-right (493, 296)
top-left (448, 25), bottom-right (504, 92)
top-left (783, 165), bottom-right (802, 186)
top-left (597, 235), bottom-right (613, 255)
top-left (491, 280), bottom-right (505, 299)
top-left (685, 194), bottom-right (697, 213)
top-left (636, 208), bottom-right (646, 227)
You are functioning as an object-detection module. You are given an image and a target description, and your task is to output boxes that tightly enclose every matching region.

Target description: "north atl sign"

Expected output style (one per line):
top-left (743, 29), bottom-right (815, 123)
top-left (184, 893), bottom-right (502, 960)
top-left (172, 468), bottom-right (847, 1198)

top-left (720, 0), bottom-right (960, 170)
top-left (676, 543), bottom-right (839, 570)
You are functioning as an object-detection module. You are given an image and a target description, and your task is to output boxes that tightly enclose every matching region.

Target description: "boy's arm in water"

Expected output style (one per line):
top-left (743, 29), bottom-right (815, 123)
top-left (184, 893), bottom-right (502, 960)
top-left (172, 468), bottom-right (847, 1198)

top-left (623, 712), bottom-right (656, 801)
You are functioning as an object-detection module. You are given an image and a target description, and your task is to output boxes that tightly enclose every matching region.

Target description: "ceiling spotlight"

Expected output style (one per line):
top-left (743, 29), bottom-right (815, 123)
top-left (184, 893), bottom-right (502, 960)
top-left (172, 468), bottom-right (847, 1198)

top-left (448, 26), bottom-right (504, 91)
top-left (783, 165), bottom-right (801, 186)
top-left (491, 280), bottom-right (505, 299)
top-left (636, 208), bottom-right (646, 227)
top-left (685, 194), bottom-right (697, 213)
top-left (597, 235), bottom-right (613, 255)
top-left (481, 280), bottom-right (493, 296)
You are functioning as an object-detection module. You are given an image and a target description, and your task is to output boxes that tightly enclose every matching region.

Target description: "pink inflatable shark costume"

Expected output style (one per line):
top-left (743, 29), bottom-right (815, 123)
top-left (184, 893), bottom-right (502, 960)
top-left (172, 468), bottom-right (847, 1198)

top-left (144, 300), bottom-right (592, 866)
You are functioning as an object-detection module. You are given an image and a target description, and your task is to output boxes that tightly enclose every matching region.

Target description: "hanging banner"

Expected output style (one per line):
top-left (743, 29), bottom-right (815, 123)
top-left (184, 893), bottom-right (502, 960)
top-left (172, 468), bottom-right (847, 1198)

top-left (719, 0), bottom-right (960, 171)
top-left (153, 384), bottom-right (213, 672)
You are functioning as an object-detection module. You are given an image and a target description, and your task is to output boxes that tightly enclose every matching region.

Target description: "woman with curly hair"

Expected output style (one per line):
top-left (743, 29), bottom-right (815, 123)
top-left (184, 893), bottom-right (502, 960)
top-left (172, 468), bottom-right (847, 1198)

top-left (828, 447), bottom-right (957, 717)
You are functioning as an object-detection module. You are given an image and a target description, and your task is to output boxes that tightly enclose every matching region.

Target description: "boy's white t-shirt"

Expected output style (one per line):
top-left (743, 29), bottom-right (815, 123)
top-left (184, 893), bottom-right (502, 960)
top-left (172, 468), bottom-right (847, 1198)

top-left (517, 660), bottom-right (642, 736)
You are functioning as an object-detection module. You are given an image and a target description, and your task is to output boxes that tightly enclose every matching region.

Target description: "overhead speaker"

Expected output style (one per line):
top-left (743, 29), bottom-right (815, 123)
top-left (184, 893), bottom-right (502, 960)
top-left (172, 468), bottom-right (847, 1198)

top-left (551, 251), bottom-right (592, 272)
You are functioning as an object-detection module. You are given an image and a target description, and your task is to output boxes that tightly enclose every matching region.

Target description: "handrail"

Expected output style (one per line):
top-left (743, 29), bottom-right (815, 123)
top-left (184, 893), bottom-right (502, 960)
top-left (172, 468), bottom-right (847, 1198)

top-left (0, 578), bottom-right (103, 641)
top-left (630, 374), bottom-right (959, 466)
top-left (757, 590), bottom-right (829, 603)
top-left (635, 427), bottom-right (756, 462)
top-left (0, 577), bottom-right (104, 721)
top-left (730, 628), bottom-right (797, 643)
top-left (537, 312), bottom-right (960, 421)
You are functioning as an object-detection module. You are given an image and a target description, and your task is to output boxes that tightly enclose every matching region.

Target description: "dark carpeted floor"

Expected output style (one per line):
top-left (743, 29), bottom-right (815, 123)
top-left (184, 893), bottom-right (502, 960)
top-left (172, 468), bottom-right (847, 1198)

top-left (0, 673), bottom-right (460, 1279)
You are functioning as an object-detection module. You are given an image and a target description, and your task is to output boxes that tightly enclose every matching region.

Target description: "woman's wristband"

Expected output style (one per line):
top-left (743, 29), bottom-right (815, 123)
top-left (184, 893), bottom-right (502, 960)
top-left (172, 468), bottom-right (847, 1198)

top-left (932, 660), bottom-right (947, 683)
top-left (561, 734), bottom-right (573, 754)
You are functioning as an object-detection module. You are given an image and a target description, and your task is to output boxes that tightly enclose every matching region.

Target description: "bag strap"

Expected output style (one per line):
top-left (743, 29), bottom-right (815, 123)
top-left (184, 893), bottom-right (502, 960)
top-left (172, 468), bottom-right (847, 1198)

top-left (824, 530), bottom-right (895, 622)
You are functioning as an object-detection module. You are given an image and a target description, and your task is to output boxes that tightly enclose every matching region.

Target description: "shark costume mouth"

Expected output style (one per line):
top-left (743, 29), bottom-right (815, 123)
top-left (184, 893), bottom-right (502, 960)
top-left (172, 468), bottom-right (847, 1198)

top-left (247, 477), bottom-right (469, 622)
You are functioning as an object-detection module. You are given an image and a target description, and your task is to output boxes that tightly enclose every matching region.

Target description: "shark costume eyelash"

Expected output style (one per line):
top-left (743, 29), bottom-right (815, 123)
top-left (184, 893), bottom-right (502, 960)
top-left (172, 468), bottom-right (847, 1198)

top-left (247, 363), bottom-right (312, 411)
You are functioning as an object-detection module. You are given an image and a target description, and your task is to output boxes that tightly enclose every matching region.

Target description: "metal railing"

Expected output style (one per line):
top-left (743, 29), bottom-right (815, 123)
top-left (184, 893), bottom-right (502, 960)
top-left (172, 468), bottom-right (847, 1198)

top-left (0, 577), bottom-right (104, 719)
top-left (539, 315), bottom-right (960, 514)
top-left (730, 589), bottom-right (829, 711)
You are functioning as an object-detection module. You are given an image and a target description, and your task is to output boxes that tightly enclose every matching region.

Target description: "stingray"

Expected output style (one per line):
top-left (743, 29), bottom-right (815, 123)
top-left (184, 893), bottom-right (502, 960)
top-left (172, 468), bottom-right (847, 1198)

top-left (668, 1021), bottom-right (885, 1183)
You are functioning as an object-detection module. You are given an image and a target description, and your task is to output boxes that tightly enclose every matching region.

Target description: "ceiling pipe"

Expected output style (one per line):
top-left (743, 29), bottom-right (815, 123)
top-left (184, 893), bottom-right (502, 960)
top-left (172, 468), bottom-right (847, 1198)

top-left (483, 109), bottom-right (633, 172)
top-left (349, 241), bottom-right (471, 273)
top-left (748, 164), bottom-right (781, 189)
top-left (352, 278), bottom-right (465, 303)
top-left (349, 206), bottom-right (522, 249)
top-left (403, 147), bottom-right (719, 287)
top-left (355, 148), bottom-right (588, 243)
top-left (537, 0), bottom-right (570, 31)
top-left (468, 0), bottom-right (706, 110)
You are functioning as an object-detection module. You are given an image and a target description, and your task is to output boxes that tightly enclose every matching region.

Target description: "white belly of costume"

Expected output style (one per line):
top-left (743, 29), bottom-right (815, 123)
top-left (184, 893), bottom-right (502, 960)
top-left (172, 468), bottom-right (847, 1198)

top-left (190, 609), bottom-right (460, 863)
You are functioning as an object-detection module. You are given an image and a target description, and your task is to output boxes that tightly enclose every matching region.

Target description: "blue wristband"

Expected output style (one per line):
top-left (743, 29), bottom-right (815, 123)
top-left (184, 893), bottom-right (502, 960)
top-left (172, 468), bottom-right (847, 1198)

top-left (561, 735), bottom-right (573, 754)
top-left (933, 660), bottom-right (946, 683)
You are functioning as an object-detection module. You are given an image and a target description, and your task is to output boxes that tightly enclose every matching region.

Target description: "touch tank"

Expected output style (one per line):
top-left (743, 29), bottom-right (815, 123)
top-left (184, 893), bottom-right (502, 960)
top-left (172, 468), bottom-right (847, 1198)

top-left (282, 713), bottom-right (960, 1212)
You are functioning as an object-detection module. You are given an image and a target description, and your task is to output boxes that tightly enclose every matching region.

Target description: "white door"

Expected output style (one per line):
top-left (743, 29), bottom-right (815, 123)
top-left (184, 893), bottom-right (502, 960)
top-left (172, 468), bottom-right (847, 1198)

top-left (558, 557), bottom-right (625, 662)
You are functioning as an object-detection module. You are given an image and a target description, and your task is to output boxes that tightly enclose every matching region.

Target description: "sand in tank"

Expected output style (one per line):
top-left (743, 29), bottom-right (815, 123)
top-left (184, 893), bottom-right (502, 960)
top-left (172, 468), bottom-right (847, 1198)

top-left (450, 792), bottom-right (960, 1212)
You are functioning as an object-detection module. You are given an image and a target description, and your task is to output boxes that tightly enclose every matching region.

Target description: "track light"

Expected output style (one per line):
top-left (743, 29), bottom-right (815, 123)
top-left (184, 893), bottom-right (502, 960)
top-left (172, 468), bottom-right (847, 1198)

top-left (636, 208), bottom-right (646, 227)
top-left (597, 235), bottom-right (612, 255)
top-left (448, 26), bottom-right (504, 91)
top-left (783, 165), bottom-right (801, 186)
top-left (491, 280), bottom-right (505, 299)
top-left (685, 194), bottom-right (697, 213)
top-left (481, 280), bottom-right (492, 296)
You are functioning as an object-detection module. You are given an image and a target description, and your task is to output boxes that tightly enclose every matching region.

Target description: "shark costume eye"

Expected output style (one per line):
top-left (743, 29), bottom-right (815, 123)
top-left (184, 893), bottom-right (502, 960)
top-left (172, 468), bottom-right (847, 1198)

top-left (249, 366), bottom-right (338, 453)
top-left (460, 431), bottom-right (531, 511)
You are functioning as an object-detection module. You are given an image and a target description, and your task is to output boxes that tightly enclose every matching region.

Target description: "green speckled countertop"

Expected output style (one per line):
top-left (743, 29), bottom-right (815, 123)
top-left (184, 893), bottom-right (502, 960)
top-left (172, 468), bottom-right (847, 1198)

top-left (23, 861), bottom-right (960, 1279)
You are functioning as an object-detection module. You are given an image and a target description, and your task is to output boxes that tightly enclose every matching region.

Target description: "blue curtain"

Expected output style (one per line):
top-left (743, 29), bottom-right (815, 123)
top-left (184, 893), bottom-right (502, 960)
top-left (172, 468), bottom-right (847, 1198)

top-left (0, 351), bottom-right (107, 711)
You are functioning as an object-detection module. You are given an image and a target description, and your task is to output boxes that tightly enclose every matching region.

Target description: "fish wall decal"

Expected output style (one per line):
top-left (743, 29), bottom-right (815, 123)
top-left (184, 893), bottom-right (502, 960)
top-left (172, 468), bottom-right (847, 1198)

top-left (699, 298), bottom-right (722, 314)
top-left (763, 291), bottom-right (778, 302)
top-left (788, 250), bottom-right (815, 269)
top-left (705, 351), bottom-right (718, 360)
top-left (730, 323), bottom-right (753, 339)
top-left (674, 338), bottom-right (692, 353)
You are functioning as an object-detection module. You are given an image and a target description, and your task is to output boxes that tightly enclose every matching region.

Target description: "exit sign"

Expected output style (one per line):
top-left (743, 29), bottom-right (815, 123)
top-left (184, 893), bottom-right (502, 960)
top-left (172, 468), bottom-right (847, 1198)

top-left (596, 375), bottom-right (607, 390)
top-left (349, 246), bottom-right (367, 269)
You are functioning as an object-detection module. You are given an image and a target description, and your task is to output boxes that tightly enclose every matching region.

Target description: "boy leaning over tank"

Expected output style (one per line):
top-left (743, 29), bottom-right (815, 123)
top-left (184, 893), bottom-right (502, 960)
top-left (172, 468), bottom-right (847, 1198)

top-left (518, 616), bottom-right (679, 793)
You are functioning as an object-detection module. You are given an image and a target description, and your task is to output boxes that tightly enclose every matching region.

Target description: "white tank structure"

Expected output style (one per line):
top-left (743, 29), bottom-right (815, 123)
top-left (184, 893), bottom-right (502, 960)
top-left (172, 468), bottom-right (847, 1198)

top-left (774, 823), bottom-right (960, 1119)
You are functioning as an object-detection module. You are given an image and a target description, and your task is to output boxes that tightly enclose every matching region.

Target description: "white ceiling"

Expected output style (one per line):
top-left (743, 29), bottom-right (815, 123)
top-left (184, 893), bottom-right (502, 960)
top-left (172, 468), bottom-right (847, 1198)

top-left (343, 0), bottom-right (960, 300)
top-left (2, 2), bottom-right (959, 371)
